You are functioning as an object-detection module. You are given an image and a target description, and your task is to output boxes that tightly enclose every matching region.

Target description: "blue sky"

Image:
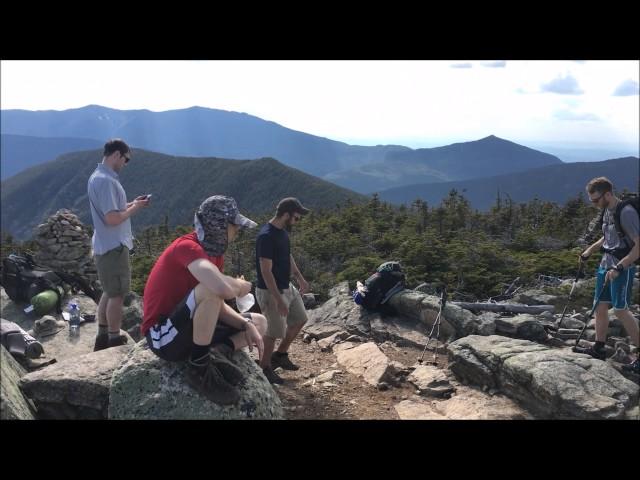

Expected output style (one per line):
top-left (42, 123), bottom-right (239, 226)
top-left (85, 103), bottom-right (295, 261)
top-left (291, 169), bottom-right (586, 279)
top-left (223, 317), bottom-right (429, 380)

top-left (1, 60), bottom-right (638, 155)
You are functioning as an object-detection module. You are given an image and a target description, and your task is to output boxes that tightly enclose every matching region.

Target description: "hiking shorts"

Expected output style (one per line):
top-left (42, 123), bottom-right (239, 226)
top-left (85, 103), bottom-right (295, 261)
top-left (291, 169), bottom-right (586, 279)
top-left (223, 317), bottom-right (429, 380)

top-left (145, 288), bottom-right (253, 361)
top-left (594, 265), bottom-right (637, 310)
top-left (94, 244), bottom-right (131, 298)
top-left (256, 283), bottom-right (308, 339)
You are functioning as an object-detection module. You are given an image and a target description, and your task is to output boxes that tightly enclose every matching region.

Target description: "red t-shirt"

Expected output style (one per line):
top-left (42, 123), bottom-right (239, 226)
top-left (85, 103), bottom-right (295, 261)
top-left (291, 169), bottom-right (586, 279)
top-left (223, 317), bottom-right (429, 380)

top-left (141, 232), bottom-right (223, 335)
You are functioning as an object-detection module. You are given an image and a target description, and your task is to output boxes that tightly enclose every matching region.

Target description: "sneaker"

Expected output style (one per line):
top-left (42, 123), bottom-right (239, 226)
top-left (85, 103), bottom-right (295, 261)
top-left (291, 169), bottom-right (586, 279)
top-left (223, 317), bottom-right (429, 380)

top-left (210, 344), bottom-right (245, 386)
top-left (572, 345), bottom-right (606, 360)
top-left (271, 351), bottom-right (299, 371)
top-left (185, 359), bottom-right (240, 405)
top-left (93, 333), bottom-right (109, 352)
top-left (621, 358), bottom-right (640, 375)
top-left (262, 366), bottom-right (284, 384)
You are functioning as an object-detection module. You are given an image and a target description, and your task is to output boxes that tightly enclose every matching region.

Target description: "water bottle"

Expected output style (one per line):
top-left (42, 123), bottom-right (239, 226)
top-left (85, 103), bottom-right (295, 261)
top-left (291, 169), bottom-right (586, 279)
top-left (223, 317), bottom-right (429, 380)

top-left (68, 301), bottom-right (81, 337)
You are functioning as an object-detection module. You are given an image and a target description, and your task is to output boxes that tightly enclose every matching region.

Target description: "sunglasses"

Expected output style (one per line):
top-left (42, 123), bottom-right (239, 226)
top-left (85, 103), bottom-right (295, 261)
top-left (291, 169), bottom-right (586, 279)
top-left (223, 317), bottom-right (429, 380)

top-left (122, 152), bottom-right (130, 164)
top-left (292, 214), bottom-right (302, 221)
top-left (589, 193), bottom-right (604, 204)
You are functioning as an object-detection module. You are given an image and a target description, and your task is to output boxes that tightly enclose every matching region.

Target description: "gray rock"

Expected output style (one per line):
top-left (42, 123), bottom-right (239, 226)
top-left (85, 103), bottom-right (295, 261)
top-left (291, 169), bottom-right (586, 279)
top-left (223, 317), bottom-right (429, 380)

top-left (1, 345), bottom-right (36, 419)
top-left (334, 342), bottom-right (402, 388)
top-left (19, 345), bottom-right (130, 419)
top-left (109, 342), bottom-right (284, 419)
top-left (494, 314), bottom-right (548, 342)
top-left (448, 335), bottom-right (638, 419)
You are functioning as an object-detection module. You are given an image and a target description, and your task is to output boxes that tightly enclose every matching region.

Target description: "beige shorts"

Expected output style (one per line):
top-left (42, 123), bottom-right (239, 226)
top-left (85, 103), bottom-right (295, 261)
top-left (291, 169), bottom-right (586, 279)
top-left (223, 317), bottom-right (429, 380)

top-left (256, 283), bottom-right (308, 339)
top-left (94, 244), bottom-right (131, 298)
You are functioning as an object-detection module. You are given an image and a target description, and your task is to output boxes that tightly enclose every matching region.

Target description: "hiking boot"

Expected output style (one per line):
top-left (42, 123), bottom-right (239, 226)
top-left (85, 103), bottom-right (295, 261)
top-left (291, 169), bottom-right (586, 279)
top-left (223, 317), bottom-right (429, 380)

top-left (262, 366), bottom-right (284, 384)
top-left (621, 358), bottom-right (640, 375)
top-left (271, 351), bottom-right (299, 371)
top-left (185, 358), bottom-right (240, 405)
top-left (572, 345), bottom-right (606, 360)
top-left (107, 334), bottom-right (129, 348)
top-left (210, 344), bottom-right (245, 386)
top-left (93, 332), bottom-right (109, 352)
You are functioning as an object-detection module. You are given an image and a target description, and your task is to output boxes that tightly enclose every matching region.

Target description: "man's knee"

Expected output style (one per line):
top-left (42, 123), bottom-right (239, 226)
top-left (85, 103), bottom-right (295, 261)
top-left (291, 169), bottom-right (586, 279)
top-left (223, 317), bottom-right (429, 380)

top-left (251, 313), bottom-right (268, 335)
top-left (194, 284), bottom-right (224, 306)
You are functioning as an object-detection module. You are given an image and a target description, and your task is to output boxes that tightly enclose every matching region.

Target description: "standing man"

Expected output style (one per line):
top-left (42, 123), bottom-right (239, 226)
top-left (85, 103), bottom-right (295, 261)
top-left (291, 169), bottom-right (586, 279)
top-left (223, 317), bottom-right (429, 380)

top-left (142, 195), bottom-right (266, 405)
top-left (255, 197), bottom-right (310, 384)
top-left (576, 177), bottom-right (639, 374)
top-left (88, 139), bottom-right (149, 351)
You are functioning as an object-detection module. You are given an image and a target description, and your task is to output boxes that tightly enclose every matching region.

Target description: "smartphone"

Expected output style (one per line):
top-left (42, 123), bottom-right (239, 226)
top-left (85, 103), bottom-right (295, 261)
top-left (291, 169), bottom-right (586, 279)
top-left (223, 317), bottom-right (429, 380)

top-left (144, 194), bottom-right (153, 200)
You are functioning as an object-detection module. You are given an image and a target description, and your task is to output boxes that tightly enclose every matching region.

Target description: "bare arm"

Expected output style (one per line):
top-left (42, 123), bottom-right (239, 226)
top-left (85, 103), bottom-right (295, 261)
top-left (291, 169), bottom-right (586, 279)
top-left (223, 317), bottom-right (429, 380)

top-left (618, 234), bottom-right (640, 268)
top-left (581, 236), bottom-right (604, 258)
top-left (104, 197), bottom-right (149, 226)
top-left (187, 258), bottom-right (251, 300)
top-left (290, 254), bottom-right (309, 294)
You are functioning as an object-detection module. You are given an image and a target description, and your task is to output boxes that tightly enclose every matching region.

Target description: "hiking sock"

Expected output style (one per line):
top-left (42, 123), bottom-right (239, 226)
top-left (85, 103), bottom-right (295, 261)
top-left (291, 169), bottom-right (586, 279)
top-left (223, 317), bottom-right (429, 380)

top-left (274, 351), bottom-right (288, 357)
top-left (108, 331), bottom-right (121, 341)
top-left (221, 337), bottom-right (235, 351)
top-left (594, 341), bottom-right (605, 352)
top-left (190, 344), bottom-right (210, 364)
top-left (98, 324), bottom-right (108, 336)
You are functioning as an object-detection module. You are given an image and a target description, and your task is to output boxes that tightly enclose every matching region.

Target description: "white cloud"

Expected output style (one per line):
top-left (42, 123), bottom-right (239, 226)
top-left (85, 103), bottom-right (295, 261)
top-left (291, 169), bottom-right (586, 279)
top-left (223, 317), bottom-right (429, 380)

top-left (613, 79), bottom-right (639, 96)
top-left (554, 110), bottom-right (600, 121)
top-left (480, 61), bottom-right (506, 68)
top-left (541, 74), bottom-right (584, 95)
top-left (1, 60), bottom-right (637, 150)
top-left (450, 62), bottom-right (473, 68)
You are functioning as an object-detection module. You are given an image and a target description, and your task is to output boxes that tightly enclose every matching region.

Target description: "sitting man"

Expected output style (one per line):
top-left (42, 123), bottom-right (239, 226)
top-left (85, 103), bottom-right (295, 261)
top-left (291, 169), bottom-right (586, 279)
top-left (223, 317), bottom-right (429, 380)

top-left (142, 195), bottom-right (266, 405)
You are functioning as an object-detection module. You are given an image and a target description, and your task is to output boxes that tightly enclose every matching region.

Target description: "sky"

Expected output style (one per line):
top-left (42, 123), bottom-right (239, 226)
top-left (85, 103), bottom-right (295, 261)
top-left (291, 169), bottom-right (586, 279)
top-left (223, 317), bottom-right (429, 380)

top-left (1, 60), bottom-right (638, 155)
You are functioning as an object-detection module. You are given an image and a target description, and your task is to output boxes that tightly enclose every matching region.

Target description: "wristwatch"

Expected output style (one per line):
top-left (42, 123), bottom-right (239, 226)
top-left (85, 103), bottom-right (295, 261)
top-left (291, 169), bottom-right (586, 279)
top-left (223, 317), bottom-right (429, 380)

top-left (241, 317), bottom-right (253, 331)
top-left (615, 264), bottom-right (624, 273)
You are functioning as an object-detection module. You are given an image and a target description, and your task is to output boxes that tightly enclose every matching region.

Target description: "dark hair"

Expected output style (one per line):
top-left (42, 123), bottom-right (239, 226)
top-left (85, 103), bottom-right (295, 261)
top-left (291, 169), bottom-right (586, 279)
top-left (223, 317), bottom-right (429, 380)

top-left (103, 138), bottom-right (130, 158)
top-left (586, 177), bottom-right (613, 195)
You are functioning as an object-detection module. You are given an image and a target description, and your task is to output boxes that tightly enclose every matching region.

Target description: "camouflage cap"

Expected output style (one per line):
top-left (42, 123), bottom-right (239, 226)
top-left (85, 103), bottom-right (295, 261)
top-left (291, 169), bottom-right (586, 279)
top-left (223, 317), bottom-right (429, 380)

top-left (194, 195), bottom-right (257, 257)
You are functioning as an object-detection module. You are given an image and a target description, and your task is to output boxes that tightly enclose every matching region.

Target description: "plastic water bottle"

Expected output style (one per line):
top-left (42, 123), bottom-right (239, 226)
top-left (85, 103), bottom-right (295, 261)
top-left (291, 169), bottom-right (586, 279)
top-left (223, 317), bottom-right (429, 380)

top-left (236, 292), bottom-right (255, 313)
top-left (68, 301), bottom-right (81, 337)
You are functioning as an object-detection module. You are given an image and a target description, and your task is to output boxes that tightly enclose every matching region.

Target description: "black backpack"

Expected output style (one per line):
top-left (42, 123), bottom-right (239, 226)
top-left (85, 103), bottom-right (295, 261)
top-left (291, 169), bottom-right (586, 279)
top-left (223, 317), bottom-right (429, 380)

top-left (361, 261), bottom-right (406, 311)
top-left (1, 254), bottom-right (66, 312)
top-left (601, 193), bottom-right (639, 261)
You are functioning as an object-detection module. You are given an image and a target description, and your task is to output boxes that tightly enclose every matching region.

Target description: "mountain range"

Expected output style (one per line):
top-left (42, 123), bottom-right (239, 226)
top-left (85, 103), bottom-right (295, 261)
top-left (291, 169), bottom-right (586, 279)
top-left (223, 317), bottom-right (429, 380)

top-left (378, 156), bottom-right (640, 210)
top-left (0, 105), bottom-right (409, 178)
top-left (2, 106), bottom-right (560, 189)
top-left (0, 149), bottom-right (366, 240)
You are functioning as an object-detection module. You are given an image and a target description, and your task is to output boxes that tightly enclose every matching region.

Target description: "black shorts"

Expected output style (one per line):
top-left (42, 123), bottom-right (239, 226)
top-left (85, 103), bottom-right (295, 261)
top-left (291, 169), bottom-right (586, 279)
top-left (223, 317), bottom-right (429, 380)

top-left (145, 289), bottom-right (251, 361)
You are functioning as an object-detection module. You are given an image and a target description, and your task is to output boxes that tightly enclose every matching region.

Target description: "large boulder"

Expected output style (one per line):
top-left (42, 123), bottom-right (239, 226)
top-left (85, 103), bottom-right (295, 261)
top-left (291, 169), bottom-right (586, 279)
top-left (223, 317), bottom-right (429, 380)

top-left (395, 387), bottom-right (531, 420)
top-left (388, 290), bottom-right (496, 340)
top-left (333, 342), bottom-right (405, 388)
top-left (1, 345), bottom-right (36, 419)
top-left (304, 281), bottom-right (374, 339)
top-left (109, 342), bottom-right (284, 419)
top-left (448, 335), bottom-right (638, 419)
top-left (494, 314), bottom-right (548, 343)
top-left (19, 345), bottom-right (131, 419)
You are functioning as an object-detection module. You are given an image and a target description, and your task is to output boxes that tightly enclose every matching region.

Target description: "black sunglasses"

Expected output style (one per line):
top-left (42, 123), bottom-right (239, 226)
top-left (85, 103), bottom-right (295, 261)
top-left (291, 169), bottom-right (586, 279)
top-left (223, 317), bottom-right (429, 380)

top-left (589, 193), bottom-right (603, 204)
top-left (122, 152), bottom-right (130, 163)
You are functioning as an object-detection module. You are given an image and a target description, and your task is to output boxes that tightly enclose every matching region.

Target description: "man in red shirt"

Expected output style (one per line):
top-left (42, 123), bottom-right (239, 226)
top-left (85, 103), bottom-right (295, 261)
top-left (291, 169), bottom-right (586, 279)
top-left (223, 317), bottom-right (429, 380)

top-left (142, 195), bottom-right (266, 405)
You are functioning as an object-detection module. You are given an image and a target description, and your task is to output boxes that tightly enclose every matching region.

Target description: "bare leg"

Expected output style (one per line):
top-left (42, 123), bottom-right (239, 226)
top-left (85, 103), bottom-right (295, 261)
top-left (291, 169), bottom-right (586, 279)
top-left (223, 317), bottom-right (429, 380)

top-left (615, 309), bottom-right (640, 348)
top-left (97, 293), bottom-right (108, 327)
top-left (192, 284), bottom-right (223, 345)
top-left (106, 295), bottom-right (124, 332)
top-left (229, 313), bottom-right (267, 349)
top-left (594, 302), bottom-right (610, 343)
top-left (277, 321), bottom-right (306, 353)
top-left (260, 336), bottom-right (277, 369)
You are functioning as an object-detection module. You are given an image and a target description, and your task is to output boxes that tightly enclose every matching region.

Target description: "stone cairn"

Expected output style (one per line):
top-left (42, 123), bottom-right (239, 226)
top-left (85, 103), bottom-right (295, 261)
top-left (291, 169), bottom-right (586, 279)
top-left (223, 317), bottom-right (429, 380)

top-left (33, 209), bottom-right (98, 284)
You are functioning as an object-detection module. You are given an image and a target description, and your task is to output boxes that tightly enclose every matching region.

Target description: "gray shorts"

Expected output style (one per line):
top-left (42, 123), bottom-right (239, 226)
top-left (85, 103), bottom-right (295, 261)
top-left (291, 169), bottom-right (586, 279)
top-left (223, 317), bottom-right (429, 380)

top-left (94, 244), bottom-right (131, 298)
top-left (256, 283), bottom-right (308, 339)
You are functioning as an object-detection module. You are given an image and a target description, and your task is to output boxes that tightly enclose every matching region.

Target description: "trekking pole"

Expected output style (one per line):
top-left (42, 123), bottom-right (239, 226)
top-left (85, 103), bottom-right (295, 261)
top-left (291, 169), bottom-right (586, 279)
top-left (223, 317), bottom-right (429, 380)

top-left (555, 257), bottom-right (586, 330)
top-left (571, 275), bottom-right (609, 351)
top-left (418, 285), bottom-right (447, 365)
